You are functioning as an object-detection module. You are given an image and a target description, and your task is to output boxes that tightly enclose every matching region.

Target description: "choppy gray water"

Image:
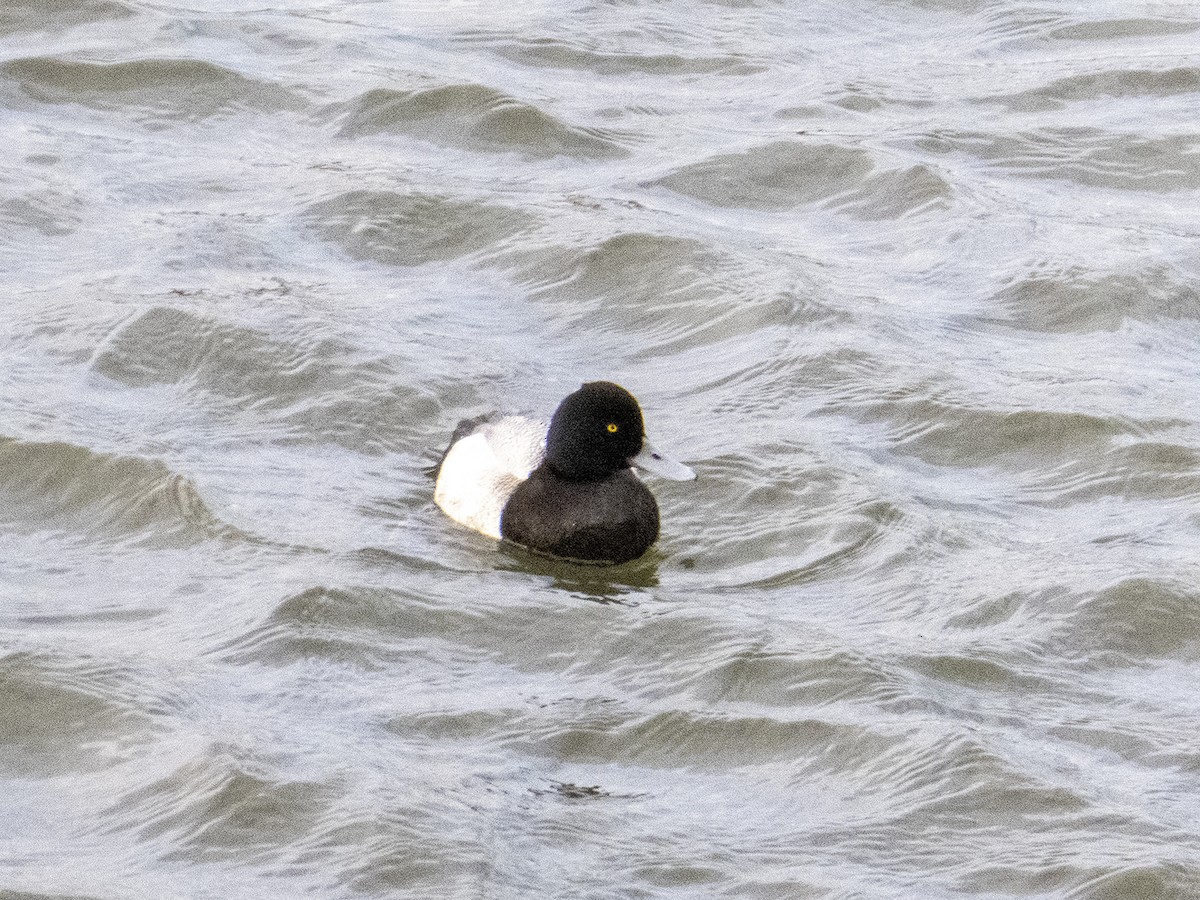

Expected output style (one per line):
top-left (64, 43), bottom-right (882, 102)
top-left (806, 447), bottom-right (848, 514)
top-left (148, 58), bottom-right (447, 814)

top-left (4, 1), bottom-right (1200, 897)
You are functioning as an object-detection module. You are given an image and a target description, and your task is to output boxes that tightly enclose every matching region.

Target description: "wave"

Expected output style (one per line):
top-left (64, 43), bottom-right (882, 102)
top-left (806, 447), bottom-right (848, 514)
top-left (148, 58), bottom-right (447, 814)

top-left (0, 435), bottom-right (227, 546)
top-left (335, 84), bottom-right (629, 159)
top-left (0, 56), bottom-right (303, 122)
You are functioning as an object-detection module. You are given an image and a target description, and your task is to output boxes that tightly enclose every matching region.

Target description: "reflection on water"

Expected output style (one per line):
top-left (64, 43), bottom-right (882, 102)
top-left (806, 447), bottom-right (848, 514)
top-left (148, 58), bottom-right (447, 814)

top-left (3, 0), bottom-right (1200, 898)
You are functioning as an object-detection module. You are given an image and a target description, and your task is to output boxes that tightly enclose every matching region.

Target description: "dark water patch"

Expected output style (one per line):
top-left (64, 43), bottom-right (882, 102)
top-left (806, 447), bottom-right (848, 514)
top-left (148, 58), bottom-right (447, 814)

top-left (849, 730), bottom-right (1090, 823)
top-left (945, 590), bottom-right (1030, 630)
top-left (828, 163), bottom-right (954, 220)
top-left (978, 6), bottom-right (1067, 47)
top-left (109, 751), bottom-right (333, 862)
top-left (0, 652), bottom-right (157, 777)
top-left (957, 860), bottom-right (1195, 899)
top-left (0, 188), bottom-right (83, 238)
top-left (94, 304), bottom-right (437, 452)
top-left (988, 266), bottom-right (1200, 332)
top-left (305, 190), bottom-right (535, 268)
top-left (517, 232), bottom-right (724, 309)
top-left (220, 623), bottom-right (390, 671)
top-left (254, 584), bottom-right (426, 633)
top-left (832, 85), bottom-right (886, 113)
top-left (650, 141), bottom-right (873, 210)
top-left (688, 645), bottom-right (901, 709)
top-left (632, 862), bottom-right (724, 890)
top-left (778, 346), bottom-right (883, 400)
top-left (1048, 18), bottom-right (1200, 42)
top-left (1065, 863), bottom-right (1200, 900)
top-left (309, 809), bottom-right (493, 898)
top-left (510, 232), bottom-right (834, 350)
top-left (1055, 578), bottom-right (1200, 666)
top-left (20, 607), bottom-right (163, 627)
top-left (336, 84), bottom-right (628, 159)
top-left (488, 37), bottom-right (760, 76)
top-left (904, 652), bottom-right (1051, 693)
top-left (396, 708), bottom-right (521, 744)
top-left (0, 435), bottom-right (224, 545)
top-left (1046, 723), bottom-right (1160, 766)
top-left (1021, 440), bottom-right (1200, 506)
top-left (95, 305), bottom-right (241, 389)
top-left (915, 128), bottom-right (1200, 192)
top-left (893, 0), bottom-right (983, 10)
top-left (530, 708), bottom-right (866, 770)
top-left (1105, 442), bottom-right (1200, 498)
top-left (217, 585), bottom-right (404, 670)
top-left (996, 67), bottom-right (1200, 112)
top-left (774, 103), bottom-right (829, 122)
top-left (835, 397), bottom-right (1150, 471)
top-left (216, 581), bottom-right (539, 672)
top-left (495, 543), bottom-right (663, 598)
top-left (91, 303), bottom-right (352, 398)
top-left (0, 56), bottom-right (301, 123)
top-left (0, 0), bottom-right (132, 36)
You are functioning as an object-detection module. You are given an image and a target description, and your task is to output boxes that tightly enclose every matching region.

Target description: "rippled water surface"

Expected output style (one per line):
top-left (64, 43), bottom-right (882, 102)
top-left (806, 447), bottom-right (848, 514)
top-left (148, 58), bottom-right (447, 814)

top-left (4, 1), bottom-right (1200, 897)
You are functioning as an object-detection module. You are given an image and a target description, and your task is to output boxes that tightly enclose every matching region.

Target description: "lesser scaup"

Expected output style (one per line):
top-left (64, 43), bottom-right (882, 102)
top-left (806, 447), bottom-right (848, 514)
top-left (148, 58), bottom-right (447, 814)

top-left (434, 381), bottom-right (696, 564)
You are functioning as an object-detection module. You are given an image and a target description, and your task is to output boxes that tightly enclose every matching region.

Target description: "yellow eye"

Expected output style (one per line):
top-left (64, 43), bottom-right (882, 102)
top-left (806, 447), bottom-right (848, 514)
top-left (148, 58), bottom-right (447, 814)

top-left (606, 423), bottom-right (619, 433)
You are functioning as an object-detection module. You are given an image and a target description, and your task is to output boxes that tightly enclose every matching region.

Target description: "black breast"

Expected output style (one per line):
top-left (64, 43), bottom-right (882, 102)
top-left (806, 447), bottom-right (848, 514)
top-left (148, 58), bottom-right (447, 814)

top-left (500, 466), bottom-right (659, 564)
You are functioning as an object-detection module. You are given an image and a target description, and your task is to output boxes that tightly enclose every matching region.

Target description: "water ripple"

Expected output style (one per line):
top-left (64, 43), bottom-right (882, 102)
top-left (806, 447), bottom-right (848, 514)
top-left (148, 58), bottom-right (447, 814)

top-left (0, 652), bottom-right (159, 777)
top-left (0, 56), bottom-right (303, 123)
top-left (335, 84), bottom-right (629, 159)
top-left (916, 128), bottom-right (1200, 193)
top-left (488, 36), bottom-right (763, 77)
top-left (106, 749), bottom-right (333, 863)
top-left (0, 0), bottom-right (133, 36)
top-left (0, 435), bottom-right (225, 545)
top-left (305, 190), bottom-right (536, 268)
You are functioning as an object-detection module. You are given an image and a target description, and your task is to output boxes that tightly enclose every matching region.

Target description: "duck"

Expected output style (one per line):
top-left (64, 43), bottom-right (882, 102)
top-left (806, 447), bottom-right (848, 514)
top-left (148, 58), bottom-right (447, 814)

top-left (434, 381), bottom-right (696, 564)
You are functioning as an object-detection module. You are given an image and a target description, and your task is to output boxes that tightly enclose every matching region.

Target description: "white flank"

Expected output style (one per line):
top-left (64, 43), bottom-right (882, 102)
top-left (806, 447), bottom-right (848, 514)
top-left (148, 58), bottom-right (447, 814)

top-left (434, 417), bottom-right (546, 539)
